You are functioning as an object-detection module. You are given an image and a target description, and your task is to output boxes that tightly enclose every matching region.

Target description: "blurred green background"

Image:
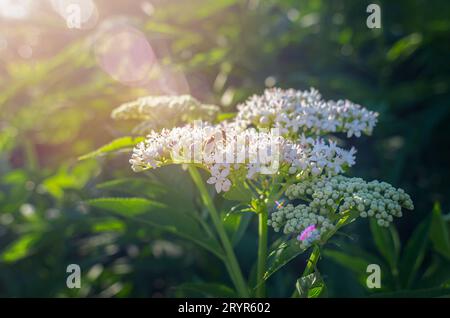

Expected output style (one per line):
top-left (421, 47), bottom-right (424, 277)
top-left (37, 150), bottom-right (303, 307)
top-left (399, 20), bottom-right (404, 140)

top-left (1, 0), bottom-right (449, 297)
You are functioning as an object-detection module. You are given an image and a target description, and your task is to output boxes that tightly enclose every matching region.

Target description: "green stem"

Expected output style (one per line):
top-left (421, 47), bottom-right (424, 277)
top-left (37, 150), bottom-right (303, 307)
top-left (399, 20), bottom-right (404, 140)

top-left (256, 206), bottom-right (268, 298)
top-left (303, 245), bottom-right (321, 276)
top-left (188, 166), bottom-right (249, 298)
top-left (291, 245), bottom-right (321, 298)
top-left (254, 178), bottom-right (284, 298)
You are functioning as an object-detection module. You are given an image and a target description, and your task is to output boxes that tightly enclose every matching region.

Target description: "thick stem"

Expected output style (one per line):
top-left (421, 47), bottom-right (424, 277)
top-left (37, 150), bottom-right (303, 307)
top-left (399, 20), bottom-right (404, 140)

top-left (254, 179), bottom-right (283, 298)
top-left (188, 166), bottom-right (249, 297)
top-left (256, 207), bottom-right (268, 298)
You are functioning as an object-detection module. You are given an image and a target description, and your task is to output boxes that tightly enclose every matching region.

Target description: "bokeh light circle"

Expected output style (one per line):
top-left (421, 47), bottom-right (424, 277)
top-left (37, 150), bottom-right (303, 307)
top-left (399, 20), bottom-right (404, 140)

top-left (94, 23), bottom-right (157, 86)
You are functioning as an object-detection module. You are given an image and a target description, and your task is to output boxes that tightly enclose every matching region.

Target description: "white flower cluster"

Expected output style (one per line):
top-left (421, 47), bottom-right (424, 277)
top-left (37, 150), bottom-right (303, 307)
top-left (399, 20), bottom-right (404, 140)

top-left (289, 135), bottom-right (356, 176)
top-left (129, 122), bottom-right (357, 192)
top-left (112, 95), bottom-right (219, 133)
top-left (236, 88), bottom-right (378, 138)
top-left (114, 89), bottom-right (413, 250)
top-left (268, 204), bottom-right (335, 249)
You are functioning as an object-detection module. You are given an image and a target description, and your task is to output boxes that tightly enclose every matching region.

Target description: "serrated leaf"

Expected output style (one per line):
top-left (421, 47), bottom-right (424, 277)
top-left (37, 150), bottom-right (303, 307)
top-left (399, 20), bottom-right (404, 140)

top-left (78, 136), bottom-right (144, 160)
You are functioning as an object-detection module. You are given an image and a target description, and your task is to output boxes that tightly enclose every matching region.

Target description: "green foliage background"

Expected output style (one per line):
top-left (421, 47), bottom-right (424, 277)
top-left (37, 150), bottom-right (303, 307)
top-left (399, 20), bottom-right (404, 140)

top-left (0, 0), bottom-right (449, 297)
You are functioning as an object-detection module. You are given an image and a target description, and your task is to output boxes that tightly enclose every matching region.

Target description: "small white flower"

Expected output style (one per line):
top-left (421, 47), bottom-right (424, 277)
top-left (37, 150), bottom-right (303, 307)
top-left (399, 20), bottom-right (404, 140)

top-left (207, 164), bottom-right (232, 193)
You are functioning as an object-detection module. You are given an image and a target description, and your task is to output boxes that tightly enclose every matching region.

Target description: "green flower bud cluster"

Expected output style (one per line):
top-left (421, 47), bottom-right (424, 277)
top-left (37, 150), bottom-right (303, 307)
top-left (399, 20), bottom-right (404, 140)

top-left (269, 176), bottom-right (413, 248)
top-left (284, 175), bottom-right (414, 227)
top-left (268, 204), bottom-right (335, 249)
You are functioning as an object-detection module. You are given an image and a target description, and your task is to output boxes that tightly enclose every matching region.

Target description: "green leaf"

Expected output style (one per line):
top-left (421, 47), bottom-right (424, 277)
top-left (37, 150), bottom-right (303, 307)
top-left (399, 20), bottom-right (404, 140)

top-left (96, 178), bottom-right (166, 198)
top-left (87, 197), bottom-right (166, 215)
top-left (264, 240), bottom-right (306, 281)
top-left (308, 285), bottom-right (326, 298)
top-left (399, 216), bottom-right (431, 288)
top-left (430, 202), bottom-right (450, 260)
top-left (387, 33), bottom-right (423, 62)
top-left (78, 136), bottom-right (144, 160)
top-left (1, 170), bottom-right (28, 185)
top-left (324, 249), bottom-right (370, 274)
top-left (1, 233), bottom-right (39, 263)
top-left (293, 273), bottom-right (326, 298)
top-left (176, 282), bottom-right (237, 298)
top-left (222, 210), bottom-right (253, 246)
top-left (370, 220), bottom-right (399, 272)
top-left (323, 248), bottom-right (376, 287)
top-left (43, 160), bottom-right (99, 198)
top-left (420, 255), bottom-right (450, 288)
top-left (389, 226), bottom-right (402, 258)
top-left (91, 219), bottom-right (126, 233)
top-left (223, 211), bottom-right (241, 233)
top-left (324, 244), bottom-right (390, 289)
top-left (0, 170), bottom-right (31, 213)
top-left (231, 213), bottom-right (253, 246)
top-left (223, 182), bottom-right (253, 202)
top-left (222, 205), bottom-right (254, 246)
top-left (87, 197), bottom-right (224, 260)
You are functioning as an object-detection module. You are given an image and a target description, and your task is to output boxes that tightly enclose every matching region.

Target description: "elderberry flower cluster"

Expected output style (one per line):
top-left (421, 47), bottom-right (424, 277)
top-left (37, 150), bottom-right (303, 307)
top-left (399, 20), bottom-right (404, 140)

top-left (111, 87), bottom-right (414, 253)
top-left (268, 175), bottom-right (414, 248)
top-left (112, 95), bottom-right (219, 133)
top-left (236, 88), bottom-right (378, 138)
top-left (129, 122), bottom-right (356, 192)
